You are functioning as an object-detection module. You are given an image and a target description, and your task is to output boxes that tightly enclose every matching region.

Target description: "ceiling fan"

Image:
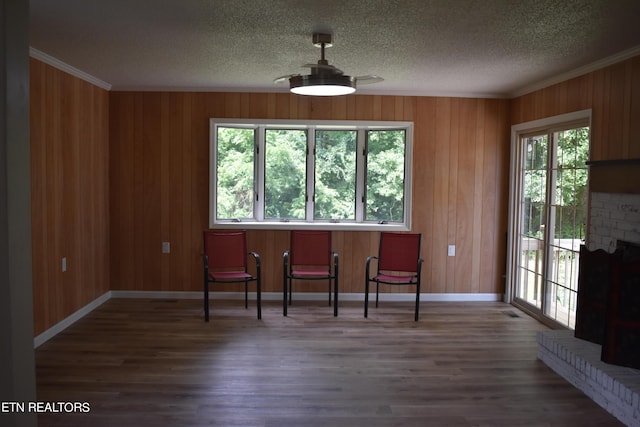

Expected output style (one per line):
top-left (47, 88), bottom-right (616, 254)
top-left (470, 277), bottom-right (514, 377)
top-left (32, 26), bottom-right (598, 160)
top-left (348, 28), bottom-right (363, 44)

top-left (274, 33), bottom-right (383, 96)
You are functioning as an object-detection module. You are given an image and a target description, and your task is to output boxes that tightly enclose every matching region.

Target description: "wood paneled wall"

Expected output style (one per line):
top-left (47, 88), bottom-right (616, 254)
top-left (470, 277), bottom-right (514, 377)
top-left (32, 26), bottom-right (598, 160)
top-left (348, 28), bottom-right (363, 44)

top-left (30, 59), bottom-right (110, 335)
top-left (511, 55), bottom-right (640, 162)
top-left (29, 54), bottom-right (640, 335)
top-left (109, 92), bottom-right (511, 295)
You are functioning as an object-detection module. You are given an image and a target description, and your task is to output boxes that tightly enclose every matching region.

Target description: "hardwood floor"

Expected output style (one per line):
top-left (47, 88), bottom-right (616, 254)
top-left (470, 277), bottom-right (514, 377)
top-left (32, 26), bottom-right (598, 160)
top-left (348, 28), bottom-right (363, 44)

top-left (35, 299), bottom-right (623, 426)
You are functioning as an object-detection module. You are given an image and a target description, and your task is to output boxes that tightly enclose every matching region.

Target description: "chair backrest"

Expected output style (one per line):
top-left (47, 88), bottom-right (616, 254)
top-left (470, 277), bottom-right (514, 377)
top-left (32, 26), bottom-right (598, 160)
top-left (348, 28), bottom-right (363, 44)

top-left (378, 232), bottom-right (421, 273)
top-left (203, 230), bottom-right (248, 271)
top-left (290, 230), bottom-right (332, 267)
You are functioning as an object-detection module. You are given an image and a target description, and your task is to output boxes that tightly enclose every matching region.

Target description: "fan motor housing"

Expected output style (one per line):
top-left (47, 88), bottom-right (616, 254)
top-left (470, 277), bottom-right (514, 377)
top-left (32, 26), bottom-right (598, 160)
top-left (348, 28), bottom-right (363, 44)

top-left (312, 33), bottom-right (333, 48)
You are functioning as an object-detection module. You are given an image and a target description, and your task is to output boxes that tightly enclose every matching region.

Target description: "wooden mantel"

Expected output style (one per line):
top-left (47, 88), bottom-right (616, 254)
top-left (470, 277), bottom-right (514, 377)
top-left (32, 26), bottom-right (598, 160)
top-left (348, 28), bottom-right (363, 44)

top-left (587, 159), bottom-right (640, 194)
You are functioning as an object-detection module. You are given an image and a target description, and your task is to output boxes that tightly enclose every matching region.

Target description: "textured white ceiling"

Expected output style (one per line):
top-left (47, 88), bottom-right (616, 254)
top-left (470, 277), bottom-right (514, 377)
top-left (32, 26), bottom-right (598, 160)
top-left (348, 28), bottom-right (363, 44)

top-left (29, 0), bottom-right (640, 98)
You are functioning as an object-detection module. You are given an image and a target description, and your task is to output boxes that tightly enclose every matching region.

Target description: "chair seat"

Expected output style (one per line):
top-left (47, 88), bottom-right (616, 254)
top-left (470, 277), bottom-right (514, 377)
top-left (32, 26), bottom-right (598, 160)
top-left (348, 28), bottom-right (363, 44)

top-left (209, 271), bottom-right (253, 281)
top-left (291, 269), bottom-right (330, 277)
top-left (374, 273), bottom-right (417, 283)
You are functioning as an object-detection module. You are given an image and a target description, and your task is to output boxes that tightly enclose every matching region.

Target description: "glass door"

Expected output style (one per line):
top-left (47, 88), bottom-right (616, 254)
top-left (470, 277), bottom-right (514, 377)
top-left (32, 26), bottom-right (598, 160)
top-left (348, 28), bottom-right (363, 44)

top-left (511, 120), bottom-right (589, 328)
top-left (543, 127), bottom-right (589, 327)
top-left (516, 133), bottom-right (548, 309)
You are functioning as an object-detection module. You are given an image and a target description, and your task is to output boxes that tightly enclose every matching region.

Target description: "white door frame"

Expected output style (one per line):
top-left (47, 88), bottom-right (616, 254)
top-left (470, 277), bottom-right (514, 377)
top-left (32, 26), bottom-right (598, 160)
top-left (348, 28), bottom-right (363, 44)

top-left (505, 109), bottom-right (592, 305)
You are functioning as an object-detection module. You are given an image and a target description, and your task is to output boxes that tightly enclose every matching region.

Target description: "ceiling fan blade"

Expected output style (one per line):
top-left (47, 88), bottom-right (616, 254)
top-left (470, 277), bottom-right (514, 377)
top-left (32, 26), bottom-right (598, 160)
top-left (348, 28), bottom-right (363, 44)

top-left (278, 34), bottom-right (379, 86)
top-left (273, 74), bottom-right (299, 84)
top-left (355, 75), bottom-right (384, 85)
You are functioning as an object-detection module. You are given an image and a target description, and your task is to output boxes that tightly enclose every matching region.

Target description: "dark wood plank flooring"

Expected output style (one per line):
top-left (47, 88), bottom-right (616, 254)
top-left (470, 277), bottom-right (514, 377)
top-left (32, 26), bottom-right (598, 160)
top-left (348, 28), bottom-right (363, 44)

top-left (35, 299), bottom-right (623, 426)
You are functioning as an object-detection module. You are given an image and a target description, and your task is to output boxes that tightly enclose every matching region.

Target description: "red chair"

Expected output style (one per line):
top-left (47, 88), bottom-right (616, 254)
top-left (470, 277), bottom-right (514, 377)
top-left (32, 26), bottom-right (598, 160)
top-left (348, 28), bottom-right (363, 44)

top-left (365, 232), bottom-right (423, 321)
top-left (203, 230), bottom-right (261, 321)
top-left (283, 230), bottom-right (338, 316)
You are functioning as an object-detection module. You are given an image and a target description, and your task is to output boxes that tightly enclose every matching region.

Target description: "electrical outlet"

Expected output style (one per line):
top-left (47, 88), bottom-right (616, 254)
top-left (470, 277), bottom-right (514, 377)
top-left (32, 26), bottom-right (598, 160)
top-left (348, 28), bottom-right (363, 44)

top-left (62, 257), bottom-right (67, 272)
top-left (448, 245), bottom-right (456, 257)
top-left (162, 242), bottom-right (171, 254)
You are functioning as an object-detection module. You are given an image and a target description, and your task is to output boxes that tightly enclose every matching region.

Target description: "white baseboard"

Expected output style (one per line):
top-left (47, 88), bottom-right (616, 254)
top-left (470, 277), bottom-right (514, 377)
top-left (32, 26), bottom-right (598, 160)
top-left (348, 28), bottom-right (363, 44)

top-left (110, 290), bottom-right (203, 299)
top-left (419, 293), bottom-right (503, 302)
top-left (34, 291), bottom-right (504, 347)
top-left (34, 291), bottom-right (112, 348)
top-left (111, 290), bottom-right (503, 302)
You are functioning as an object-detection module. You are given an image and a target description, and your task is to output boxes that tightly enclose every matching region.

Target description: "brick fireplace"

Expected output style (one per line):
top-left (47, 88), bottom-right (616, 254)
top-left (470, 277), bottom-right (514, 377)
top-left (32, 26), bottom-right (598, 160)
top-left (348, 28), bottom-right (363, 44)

top-left (538, 190), bottom-right (640, 426)
top-left (589, 192), bottom-right (640, 253)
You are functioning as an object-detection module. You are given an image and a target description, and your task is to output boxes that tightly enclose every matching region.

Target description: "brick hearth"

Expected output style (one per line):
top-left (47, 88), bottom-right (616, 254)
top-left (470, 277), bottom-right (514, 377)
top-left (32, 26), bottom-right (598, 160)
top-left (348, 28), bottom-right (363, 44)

top-left (537, 330), bottom-right (640, 426)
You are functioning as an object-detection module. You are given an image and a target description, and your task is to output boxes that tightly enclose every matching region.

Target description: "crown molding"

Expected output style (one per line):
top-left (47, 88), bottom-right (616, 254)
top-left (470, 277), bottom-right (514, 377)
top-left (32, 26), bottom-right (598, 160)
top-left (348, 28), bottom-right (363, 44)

top-left (510, 45), bottom-right (640, 98)
top-left (29, 47), bottom-right (112, 91)
top-left (29, 44), bottom-right (640, 99)
top-left (109, 84), bottom-right (509, 99)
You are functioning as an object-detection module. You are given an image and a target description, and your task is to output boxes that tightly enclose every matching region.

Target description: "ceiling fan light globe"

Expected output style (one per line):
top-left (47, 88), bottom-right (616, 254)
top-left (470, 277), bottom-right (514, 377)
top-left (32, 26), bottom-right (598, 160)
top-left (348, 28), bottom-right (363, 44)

top-left (289, 74), bottom-right (356, 96)
top-left (291, 85), bottom-right (356, 96)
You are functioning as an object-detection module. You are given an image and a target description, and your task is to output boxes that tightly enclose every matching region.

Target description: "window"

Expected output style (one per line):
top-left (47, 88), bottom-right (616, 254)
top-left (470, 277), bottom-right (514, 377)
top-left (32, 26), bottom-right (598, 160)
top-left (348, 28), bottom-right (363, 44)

top-left (314, 130), bottom-right (357, 221)
top-left (366, 129), bottom-right (407, 222)
top-left (210, 119), bottom-right (413, 230)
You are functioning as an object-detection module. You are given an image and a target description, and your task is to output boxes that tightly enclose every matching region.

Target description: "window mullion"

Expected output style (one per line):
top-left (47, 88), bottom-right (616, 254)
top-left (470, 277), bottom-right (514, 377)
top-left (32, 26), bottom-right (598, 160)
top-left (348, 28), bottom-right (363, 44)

top-left (542, 131), bottom-right (558, 315)
top-left (355, 130), bottom-right (366, 223)
top-left (306, 128), bottom-right (315, 222)
top-left (210, 125), bottom-right (218, 226)
top-left (255, 126), bottom-right (265, 221)
top-left (403, 127), bottom-right (413, 227)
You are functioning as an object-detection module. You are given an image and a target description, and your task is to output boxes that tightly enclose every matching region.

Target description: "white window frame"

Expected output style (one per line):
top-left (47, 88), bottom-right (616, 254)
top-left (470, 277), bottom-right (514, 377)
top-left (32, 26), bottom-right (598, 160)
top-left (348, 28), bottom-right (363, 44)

top-left (506, 109), bottom-right (592, 308)
top-left (210, 118), bottom-right (414, 231)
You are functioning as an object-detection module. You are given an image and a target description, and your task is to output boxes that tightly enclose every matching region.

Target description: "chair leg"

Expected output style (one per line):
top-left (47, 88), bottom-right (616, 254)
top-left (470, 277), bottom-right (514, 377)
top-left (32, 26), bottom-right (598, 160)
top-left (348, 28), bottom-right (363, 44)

top-left (328, 280), bottom-right (331, 306)
top-left (244, 281), bottom-right (249, 309)
top-left (414, 282), bottom-right (420, 321)
top-left (364, 280), bottom-right (369, 318)
top-left (204, 282), bottom-right (209, 322)
top-left (333, 277), bottom-right (338, 317)
top-left (375, 282), bottom-right (380, 308)
top-left (283, 274), bottom-right (288, 316)
top-left (257, 277), bottom-right (262, 320)
top-left (288, 278), bottom-right (293, 305)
